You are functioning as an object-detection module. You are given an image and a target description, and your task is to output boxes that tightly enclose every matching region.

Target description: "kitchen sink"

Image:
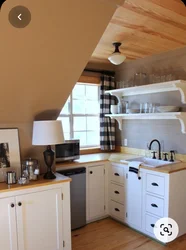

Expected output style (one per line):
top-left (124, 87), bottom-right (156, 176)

top-left (121, 157), bottom-right (180, 168)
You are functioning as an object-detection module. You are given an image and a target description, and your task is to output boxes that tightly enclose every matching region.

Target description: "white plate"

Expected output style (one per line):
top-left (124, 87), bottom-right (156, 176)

top-left (157, 106), bottom-right (180, 112)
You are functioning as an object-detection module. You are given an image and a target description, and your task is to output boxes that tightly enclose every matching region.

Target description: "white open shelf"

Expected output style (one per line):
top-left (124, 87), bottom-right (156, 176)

top-left (105, 80), bottom-right (186, 104)
top-left (105, 112), bottom-right (186, 133)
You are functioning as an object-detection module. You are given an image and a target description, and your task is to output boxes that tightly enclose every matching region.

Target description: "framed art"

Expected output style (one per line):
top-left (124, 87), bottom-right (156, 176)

top-left (0, 128), bottom-right (21, 182)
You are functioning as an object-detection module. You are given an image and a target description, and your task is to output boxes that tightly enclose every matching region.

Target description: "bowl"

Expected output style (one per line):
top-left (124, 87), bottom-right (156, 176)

top-left (157, 106), bottom-right (180, 113)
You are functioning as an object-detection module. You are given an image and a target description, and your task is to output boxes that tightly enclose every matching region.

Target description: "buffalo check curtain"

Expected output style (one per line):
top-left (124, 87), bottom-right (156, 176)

top-left (100, 75), bottom-right (116, 150)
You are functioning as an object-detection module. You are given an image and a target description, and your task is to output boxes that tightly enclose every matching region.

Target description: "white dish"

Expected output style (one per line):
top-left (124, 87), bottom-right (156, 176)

top-left (157, 106), bottom-right (180, 113)
top-left (127, 109), bottom-right (140, 114)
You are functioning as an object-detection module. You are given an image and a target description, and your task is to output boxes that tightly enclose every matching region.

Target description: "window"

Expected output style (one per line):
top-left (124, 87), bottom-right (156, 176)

top-left (58, 83), bottom-right (100, 148)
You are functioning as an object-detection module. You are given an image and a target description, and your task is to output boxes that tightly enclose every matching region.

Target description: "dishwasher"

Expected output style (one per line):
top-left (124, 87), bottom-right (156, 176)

top-left (57, 167), bottom-right (86, 230)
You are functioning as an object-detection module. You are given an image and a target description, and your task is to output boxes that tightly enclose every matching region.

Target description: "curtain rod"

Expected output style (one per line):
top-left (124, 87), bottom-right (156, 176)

top-left (84, 68), bottom-right (115, 76)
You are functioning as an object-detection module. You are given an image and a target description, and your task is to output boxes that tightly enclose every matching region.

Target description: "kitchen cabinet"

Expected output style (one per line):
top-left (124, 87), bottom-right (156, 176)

top-left (141, 168), bottom-right (186, 240)
top-left (108, 163), bottom-right (127, 223)
top-left (0, 181), bottom-right (71, 250)
top-left (126, 169), bottom-right (143, 231)
top-left (87, 164), bottom-right (106, 221)
top-left (16, 189), bottom-right (63, 250)
top-left (0, 197), bottom-right (18, 250)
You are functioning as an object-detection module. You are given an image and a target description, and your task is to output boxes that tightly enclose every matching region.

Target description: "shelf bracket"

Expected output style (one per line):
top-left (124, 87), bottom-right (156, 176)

top-left (175, 82), bottom-right (186, 104)
top-left (110, 116), bottom-right (122, 130)
top-left (176, 113), bottom-right (186, 134)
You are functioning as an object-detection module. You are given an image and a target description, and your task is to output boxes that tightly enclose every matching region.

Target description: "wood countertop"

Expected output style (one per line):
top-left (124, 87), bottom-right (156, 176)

top-left (0, 173), bottom-right (71, 194)
top-left (56, 153), bottom-right (110, 169)
top-left (56, 152), bottom-right (186, 174)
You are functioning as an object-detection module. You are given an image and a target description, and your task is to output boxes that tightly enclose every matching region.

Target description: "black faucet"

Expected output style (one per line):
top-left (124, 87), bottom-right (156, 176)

top-left (148, 139), bottom-right (162, 160)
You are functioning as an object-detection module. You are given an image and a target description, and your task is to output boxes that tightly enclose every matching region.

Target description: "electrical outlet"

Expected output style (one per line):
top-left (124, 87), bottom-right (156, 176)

top-left (124, 138), bottom-right (128, 146)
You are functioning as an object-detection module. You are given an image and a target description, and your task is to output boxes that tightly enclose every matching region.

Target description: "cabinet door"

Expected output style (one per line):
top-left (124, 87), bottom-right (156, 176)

top-left (127, 171), bottom-right (142, 230)
top-left (0, 197), bottom-right (18, 250)
top-left (88, 165), bottom-right (105, 220)
top-left (16, 188), bottom-right (63, 250)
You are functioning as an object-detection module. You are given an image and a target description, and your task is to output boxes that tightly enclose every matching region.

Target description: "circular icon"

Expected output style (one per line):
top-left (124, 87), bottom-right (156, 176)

top-left (154, 217), bottom-right (179, 243)
top-left (8, 6), bottom-right (31, 28)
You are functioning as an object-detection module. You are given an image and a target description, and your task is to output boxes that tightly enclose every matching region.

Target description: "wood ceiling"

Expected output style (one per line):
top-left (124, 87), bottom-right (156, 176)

top-left (90, 0), bottom-right (186, 64)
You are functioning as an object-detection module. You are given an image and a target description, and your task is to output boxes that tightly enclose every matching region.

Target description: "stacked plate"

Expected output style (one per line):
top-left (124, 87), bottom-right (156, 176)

top-left (157, 106), bottom-right (180, 113)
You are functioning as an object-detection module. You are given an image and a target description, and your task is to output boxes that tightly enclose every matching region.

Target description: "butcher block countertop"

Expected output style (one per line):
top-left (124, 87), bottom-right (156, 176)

top-left (0, 173), bottom-right (71, 194)
top-left (56, 152), bottom-right (186, 174)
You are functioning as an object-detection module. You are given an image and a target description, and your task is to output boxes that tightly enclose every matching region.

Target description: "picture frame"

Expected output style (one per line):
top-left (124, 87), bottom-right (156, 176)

top-left (0, 128), bottom-right (21, 182)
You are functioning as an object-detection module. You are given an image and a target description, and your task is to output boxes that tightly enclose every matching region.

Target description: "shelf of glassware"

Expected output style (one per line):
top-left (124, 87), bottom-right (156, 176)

top-left (105, 112), bottom-right (186, 133)
top-left (105, 80), bottom-right (186, 104)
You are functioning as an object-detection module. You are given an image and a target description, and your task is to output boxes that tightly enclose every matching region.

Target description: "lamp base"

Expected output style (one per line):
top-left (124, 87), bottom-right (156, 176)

top-left (43, 169), bottom-right (56, 179)
top-left (43, 145), bottom-right (56, 179)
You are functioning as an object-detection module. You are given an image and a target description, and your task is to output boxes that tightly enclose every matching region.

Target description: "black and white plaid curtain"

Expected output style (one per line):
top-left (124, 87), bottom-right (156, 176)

top-left (100, 75), bottom-right (116, 151)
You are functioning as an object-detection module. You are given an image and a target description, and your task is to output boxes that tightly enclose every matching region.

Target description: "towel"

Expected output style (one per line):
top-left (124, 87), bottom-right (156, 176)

top-left (128, 161), bottom-right (142, 179)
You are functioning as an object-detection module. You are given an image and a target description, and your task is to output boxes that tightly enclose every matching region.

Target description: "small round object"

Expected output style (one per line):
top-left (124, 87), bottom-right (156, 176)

top-left (138, 176), bottom-right (141, 180)
top-left (11, 203), bottom-right (15, 208)
top-left (18, 202), bottom-right (22, 206)
top-left (90, 171), bottom-right (93, 174)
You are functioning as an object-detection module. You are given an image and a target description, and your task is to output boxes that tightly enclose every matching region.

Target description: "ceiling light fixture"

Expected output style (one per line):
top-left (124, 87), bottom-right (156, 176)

top-left (108, 42), bottom-right (126, 65)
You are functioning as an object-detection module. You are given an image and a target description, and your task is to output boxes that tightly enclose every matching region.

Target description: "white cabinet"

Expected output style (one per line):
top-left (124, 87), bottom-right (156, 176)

top-left (0, 197), bottom-right (18, 250)
top-left (127, 170), bottom-right (143, 231)
top-left (108, 163), bottom-right (127, 223)
top-left (87, 164), bottom-right (106, 221)
top-left (141, 168), bottom-right (186, 241)
top-left (16, 189), bottom-right (63, 250)
top-left (0, 182), bottom-right (71, 250)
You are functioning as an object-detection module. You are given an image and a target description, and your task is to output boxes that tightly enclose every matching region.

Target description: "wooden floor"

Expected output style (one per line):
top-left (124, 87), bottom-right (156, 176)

top-left (72, 218), bottom-right (186, 250)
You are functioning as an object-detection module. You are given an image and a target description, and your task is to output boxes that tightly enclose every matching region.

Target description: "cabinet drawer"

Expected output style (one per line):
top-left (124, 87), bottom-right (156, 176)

top-left (146, 194), bottom-right (164, 217)
top-left (110, 183), bottom-right (124, 204)
top-left (109, 200), bottom-right (125, 221)
top-left (145, 214), bottom-right (160, 235)
top-left (110, 165), bottom-right (124, 184)
top-left (146, 174), bottom-right (165, 196)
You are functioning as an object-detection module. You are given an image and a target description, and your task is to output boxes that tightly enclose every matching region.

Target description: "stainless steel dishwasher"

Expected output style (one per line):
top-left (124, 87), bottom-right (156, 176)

top-left (57, 167), bottom-right (86, 230)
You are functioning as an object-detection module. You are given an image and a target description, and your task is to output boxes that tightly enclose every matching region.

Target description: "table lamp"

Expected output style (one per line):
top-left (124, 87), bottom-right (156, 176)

top-left (32, 120), bottom-right (64, 179)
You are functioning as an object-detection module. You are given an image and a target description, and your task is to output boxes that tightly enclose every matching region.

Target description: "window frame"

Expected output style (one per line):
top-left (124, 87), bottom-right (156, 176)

top-left (58, 83), bottom-right (100, 148)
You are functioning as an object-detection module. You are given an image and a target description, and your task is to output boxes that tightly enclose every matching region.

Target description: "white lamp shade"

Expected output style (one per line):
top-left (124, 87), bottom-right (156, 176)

top-left (32, 120), bottom-right (64, 146)
top-left (108, 52), bottom-right (126, 65)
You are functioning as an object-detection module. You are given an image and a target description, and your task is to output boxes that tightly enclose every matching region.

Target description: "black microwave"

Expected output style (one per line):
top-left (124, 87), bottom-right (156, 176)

top-left (55, 140), bottom-right (80, 162)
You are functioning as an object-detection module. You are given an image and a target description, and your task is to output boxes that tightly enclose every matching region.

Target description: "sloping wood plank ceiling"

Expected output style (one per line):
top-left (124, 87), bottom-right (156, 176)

top-left (90, 0), bottom-right (186, 64)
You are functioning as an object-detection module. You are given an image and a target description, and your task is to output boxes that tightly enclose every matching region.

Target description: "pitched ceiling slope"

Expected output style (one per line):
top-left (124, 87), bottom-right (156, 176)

top-left (0, 0), bottom-right (124, 123)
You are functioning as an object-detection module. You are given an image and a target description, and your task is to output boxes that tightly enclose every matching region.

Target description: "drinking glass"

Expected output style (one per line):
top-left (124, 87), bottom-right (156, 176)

top-left (144, 102), bottom-right (149, 113)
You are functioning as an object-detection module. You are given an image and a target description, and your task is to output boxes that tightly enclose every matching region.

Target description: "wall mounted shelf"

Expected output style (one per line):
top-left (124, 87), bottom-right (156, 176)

top-left (105, 112), bottom-right (186, 133)
top-left (105, 80), bottom-right (186, 104)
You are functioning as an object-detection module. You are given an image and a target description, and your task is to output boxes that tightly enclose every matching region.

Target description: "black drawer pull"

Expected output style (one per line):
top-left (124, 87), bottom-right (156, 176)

top-left (114, 173), bottom-right (120, 176)
top-left (151, 224), bottom-right (155, 228)
top-left (11, 203), bottom-right (15, 208)
top-left (151, 203), bottom-right (158, 208)
top-left (151, 182), bottom-right (158, 186)
top-left (114, 190), bottom-right (120, 194)
top-left (115, 208), bottom-right (120, 212)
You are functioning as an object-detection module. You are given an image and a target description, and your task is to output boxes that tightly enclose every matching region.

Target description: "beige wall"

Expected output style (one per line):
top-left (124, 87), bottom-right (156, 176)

top-left (115, 46), bottom-right (186, 155)
top-left (0, 0), bottom-right (122, 172)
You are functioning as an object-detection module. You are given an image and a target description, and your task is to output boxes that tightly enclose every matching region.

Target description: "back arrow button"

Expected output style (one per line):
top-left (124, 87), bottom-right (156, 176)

top-left (18, 14), bottom-right (22, 20)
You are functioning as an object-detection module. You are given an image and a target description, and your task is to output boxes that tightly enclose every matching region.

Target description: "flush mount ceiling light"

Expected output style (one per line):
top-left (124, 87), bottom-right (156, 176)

top-left (108, 42), bottom-right (126, 65)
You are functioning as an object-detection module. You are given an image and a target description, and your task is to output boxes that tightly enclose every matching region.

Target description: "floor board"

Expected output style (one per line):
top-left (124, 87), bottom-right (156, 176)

top-left (72, 218), bottom-right (186, 250)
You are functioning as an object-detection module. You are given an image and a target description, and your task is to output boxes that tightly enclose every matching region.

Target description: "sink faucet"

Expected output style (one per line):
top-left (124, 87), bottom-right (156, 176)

top-left (148, 139), bottom-right (162, 160)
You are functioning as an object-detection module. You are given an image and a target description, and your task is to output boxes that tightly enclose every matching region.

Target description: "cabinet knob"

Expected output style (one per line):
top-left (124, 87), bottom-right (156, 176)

top-left (114, 173), bottom-right (119, 176)
top-left (90, 171), bottom-right (93, 174)
top-left (114, 191), bottom-right (120, 194)
top-left (151, 203), bottom-right (158, 208)
top-left (151, 224), bottom-right (155, 228)
top-left (115, 208), bottom-right (120, 212)
top-left (18, 202), bottom-right (22, 206)
top-left (10, 203), bottom-right (15, 208)
top-left (151, 182), bottom-right (158, 187)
